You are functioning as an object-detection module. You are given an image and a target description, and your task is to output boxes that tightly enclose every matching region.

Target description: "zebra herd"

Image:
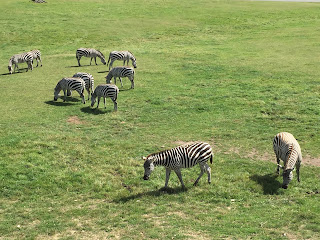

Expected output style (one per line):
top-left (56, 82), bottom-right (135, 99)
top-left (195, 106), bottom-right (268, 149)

top-left (8, 48), bottom-right (136, 110)
top-left (7, 48), bottom-right (302, 191)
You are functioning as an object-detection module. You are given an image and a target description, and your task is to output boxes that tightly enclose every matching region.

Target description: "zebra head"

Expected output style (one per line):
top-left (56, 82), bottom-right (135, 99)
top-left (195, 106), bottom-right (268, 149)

top-left (90, 92), bottom-right (97, 107)
top-left (131, 58), bottom-right (137, 68)
top-left (143, 156), bottom-right (155, 180)
top-left (105, 74), bottom-right (112, 84)
top-left (8, 66), bottom-right (13, 74)
top-left (53, 85), bottom-right (61, 101)
top-left (282, 169), bottom-right (293, 189)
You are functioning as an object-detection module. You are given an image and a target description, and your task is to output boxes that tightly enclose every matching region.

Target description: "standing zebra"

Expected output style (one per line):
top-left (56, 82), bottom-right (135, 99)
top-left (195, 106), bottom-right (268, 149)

top-left (54, 77), bottom-right (86, 104)
top-left (29, 49), bottom-right (42, 67)
top-left (8, 52), bottom-right (33, 74)
top-left (273, 132), bottom-right (302, 189)
top-left (73, 72), bottom-right (94, 100)
top-left (105, 66), bottom-right (135, 89)
top-left (76, 48), bottom-right (106, 66)
top-left (143, 142), bottom-right (213, 189)
top-left (91, 84), bottom-right (119, 111)
top-left (107, 51), bottom-right (137, 70)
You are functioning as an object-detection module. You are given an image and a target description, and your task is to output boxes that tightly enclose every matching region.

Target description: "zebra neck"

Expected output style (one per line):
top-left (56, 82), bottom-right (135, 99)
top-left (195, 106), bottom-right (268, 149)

top-left (153, 153), bottom-right (169, 167)
top-left (285, 146), bottom-right (298, 170)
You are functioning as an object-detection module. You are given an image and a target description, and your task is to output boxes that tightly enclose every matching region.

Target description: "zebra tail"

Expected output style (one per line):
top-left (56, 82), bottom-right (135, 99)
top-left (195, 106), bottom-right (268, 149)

top-left (210, 154), bottom-right (213, 164)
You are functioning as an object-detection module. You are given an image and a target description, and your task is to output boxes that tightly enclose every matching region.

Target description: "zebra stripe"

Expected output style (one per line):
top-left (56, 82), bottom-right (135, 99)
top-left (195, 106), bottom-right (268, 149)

top-left (107, 51), bottom-right (137, 70)
top-left (105, 66), bottom-right (135, 89)
top-left (8, 52), bottom-right (33, 74)
top-left (54, 77), bottom-right (86, 104)
top-left (273, 132), bottom-right (302, 189)
top-left (72, 72), bottom-right (94, 100)
top-left (91, 84), bottom-right (119, 111)
top-left (143, 142), bottom-right (213, 188)
top-left (29, 49), bottom-right (42, 67)
top-left (76, 48), bottom-right (106, 66)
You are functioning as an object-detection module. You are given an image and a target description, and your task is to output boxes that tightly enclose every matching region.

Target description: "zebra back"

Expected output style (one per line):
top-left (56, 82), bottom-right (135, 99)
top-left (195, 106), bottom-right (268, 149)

top-left (147, 142), bottom-right (213, 169)
top-left (73, 72), bottom-right (94, 90)
top-left (273, 132), bottom-right (302, 170)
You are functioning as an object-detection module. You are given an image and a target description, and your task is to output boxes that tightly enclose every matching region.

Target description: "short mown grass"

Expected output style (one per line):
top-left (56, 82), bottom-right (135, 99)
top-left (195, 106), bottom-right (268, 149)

top-left (0, 0), bottom-right (320, 239)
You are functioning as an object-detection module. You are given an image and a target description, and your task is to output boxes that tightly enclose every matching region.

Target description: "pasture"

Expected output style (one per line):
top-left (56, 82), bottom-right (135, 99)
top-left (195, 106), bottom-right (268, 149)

top-left (0, 0), bottom-right (320, 239)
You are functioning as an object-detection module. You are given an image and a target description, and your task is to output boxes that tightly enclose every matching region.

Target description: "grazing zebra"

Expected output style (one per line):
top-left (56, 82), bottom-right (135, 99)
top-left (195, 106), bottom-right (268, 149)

top-left (29, 49), bottom-right (42, 67)
top-left (8, 52), bottom-right (33, 74)
top-left (273, 132), bottom-right (302, 189)
top-left (107, 51), bottom-right (137, 70)
top-left (91, 84), bottom-right (119, 111)
top-left (72, 72), bottom-right (94, 100)
top-left (143, 142), bottom-right (213, 189)
top-left (105, 66), bottom-right (135, 89)
top-left (76, 48), bottom-right (106, 66)
top-left (54, 77), bottom-right (86, 104)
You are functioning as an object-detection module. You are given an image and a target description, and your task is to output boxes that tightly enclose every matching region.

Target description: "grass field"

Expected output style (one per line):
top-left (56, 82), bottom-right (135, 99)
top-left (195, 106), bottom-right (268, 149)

top-left (0, 0), bottom-right (320, 239)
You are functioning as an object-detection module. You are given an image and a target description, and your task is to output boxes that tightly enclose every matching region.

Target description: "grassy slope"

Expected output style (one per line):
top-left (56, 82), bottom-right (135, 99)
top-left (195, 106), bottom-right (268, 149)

top-left (0, 0), bottom-right (319, 239)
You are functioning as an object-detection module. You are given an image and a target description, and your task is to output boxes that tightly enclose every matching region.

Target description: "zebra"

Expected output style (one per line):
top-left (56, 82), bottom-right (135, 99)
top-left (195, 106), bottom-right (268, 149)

top-left (273, 132), bottom-right (302, 189)
top-left (91, 84), bottom-right (119, 111)
top-left (72, 72), bottom-right (94, 100)
top-left (143, 142), bottom-right (213, 189)
top-left (105, 66), bottom-right (135, 89)
top-left (107, 51), bottom-right (137, 70)
top-left (8, 52), bottom-right (33, 74)
top-left (54, 77), bottom-right (86, 104)
top-left (76, 48), bottom-right (106, 66)
top-left (29, 49), bottom-right (42, 67)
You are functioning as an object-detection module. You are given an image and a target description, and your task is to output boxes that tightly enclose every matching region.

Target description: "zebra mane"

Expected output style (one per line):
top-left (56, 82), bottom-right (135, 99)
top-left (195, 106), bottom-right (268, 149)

top-left (97, 50), bottom-right (104, 57)
top-left (128, 51), bottom-right (136, 60)
top-left (147, 148), bottom-right (172, 159)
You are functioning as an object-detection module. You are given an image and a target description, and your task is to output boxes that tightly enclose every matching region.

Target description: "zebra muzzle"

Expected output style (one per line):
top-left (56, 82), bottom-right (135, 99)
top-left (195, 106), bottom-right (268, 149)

top-left (143, 175), bottom-right (149, 180)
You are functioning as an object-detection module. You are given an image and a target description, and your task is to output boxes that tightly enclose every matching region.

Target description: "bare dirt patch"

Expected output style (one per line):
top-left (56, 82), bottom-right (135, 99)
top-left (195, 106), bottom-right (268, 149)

top-left (67, 116), bottom-right (85, 125)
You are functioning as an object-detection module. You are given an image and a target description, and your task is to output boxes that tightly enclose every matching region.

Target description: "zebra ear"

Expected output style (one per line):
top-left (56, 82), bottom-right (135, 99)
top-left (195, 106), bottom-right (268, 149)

top-left (142, 156), bottom-right (147, 161)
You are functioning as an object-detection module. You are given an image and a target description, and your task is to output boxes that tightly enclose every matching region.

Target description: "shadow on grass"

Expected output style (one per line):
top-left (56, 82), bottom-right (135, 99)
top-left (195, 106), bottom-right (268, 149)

top-left (97, 70), bottom-right (109, 73)
top-left (250, 173), bottom-right (281, 195)
top-left (114, 187), bottom-right (187, 203)
top-left (45, 98), bottom-right (81, 106)
top-left (80, 106), bottom-right (112, 115)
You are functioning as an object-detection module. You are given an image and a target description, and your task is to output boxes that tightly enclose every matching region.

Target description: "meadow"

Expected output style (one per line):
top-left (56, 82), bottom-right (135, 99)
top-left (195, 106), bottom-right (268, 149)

top-left (0, 0), bottom-right (320, 239)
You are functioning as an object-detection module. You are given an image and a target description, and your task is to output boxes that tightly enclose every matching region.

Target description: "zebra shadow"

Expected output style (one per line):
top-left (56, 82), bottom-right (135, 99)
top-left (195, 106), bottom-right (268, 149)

top-left (114, 187), bottom-right (187, 203)
top-left (80, 106), bottom-right (113, 115)
top-left (97, 70), bottom-right (109, 73)
top-left (45, 99), bottom-right (80, 106)
top-left (1, 72), bottom-right (15, 76)
top-left (250, 173), bottom-right (282, 195)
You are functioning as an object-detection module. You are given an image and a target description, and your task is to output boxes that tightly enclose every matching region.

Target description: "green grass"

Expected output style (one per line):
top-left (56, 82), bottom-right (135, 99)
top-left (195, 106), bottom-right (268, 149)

top-left (1, 0), bottom-right (320, 239)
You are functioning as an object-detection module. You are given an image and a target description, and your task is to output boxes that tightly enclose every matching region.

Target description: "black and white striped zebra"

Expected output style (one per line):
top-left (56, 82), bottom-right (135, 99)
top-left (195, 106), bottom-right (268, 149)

top-left (29, 49), bottom-right (42, 67)
top-left (273, 132), bottom-right (302, 189)
top-left (8, 52), bottom-right (33, 74)
top-left (107, 51), bottom-right (137, 70)
top-left (76, 48), bottom-right (106, 66)
top-left (72, 72), bottom-right (94, 100)
top-left (54, 77), bottom-right (86, 104)
top-left (91, 84), bottom-right (119, 111)
top-left (143, 142), bottom-right (213, 189)
top-left (105, 66), bottom-right (135, 89)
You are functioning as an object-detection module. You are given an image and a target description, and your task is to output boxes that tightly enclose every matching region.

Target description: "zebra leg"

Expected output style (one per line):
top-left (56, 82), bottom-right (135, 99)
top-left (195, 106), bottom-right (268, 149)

top-left (94, 57), bottom-right (97, 65)
top-left (193, 163), bottom-right (206, 186)
top-left (87, 88), bottom-right (90, 100)
top-left (103, 97), bottom-right (106, 109)
top-left (130, 79), bottom-right (134, 89)
top-left (96, 97), bottom-right (101, 108)
top-left (39, 56), bottom-right (43, 67)
top-left (164, 168), bottom-right (171, 188)
top-left (63, 90), bottom-right (67, 102)
top-left (114, 77), bottom-right (117, 86)
top-left (119, 77), bottom-right (123, 87)
top-left (90, 57), bottom-right (93, 65)
top-left (204, 163), bottom-right (211, 184)
top-left (174, 168), bottom-right (186, 189)
top-left (276, 157), bottom-right (281, 175)
top-left (113, 99), bottom-right (117, 111)
top-left (77, 57), bottom-right (81, 66)
top-left (296, 159), bottom-right (301, 182)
